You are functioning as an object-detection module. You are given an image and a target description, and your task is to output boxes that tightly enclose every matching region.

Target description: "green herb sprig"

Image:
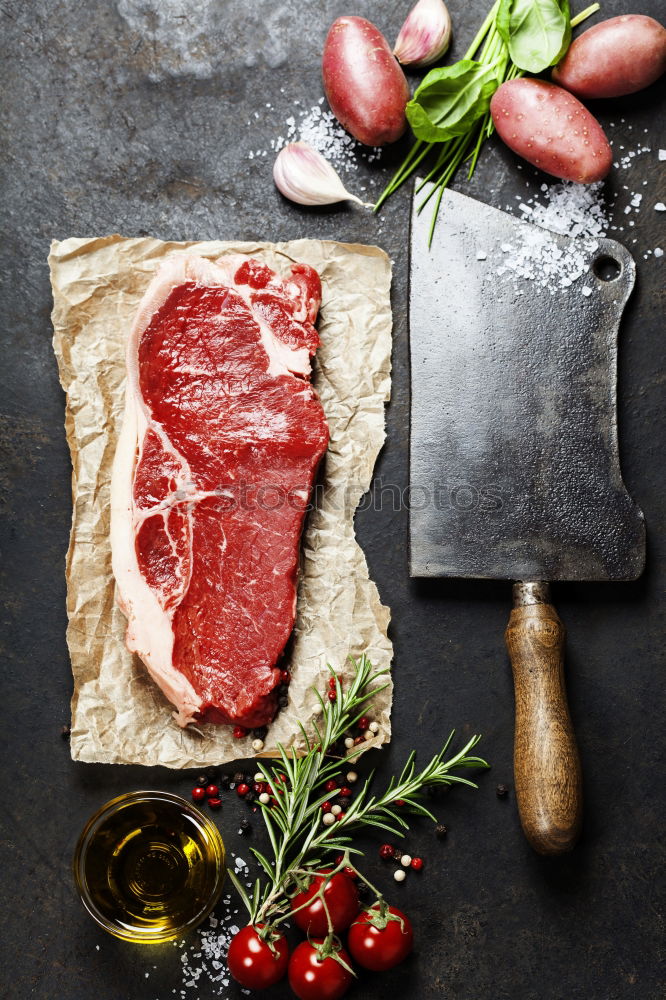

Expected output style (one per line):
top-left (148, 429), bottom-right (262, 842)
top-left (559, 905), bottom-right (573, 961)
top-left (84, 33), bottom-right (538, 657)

top-left (375, 0), bottom-right (601, 244)
top-left (227, 655), bottom-right (488, 932)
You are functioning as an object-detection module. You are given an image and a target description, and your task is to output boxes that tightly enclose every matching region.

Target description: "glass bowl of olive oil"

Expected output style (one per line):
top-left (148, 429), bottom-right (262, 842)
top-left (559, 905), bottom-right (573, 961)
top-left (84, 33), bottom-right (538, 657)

top-left (73, 790), bottom-right (226, 943)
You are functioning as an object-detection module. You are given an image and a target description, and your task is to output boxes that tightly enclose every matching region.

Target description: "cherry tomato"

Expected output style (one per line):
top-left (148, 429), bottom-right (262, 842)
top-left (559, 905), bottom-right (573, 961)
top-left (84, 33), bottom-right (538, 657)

top-left (288, 939), bottom-right (354, 1000)
top-left (347, 904), bottom-right (413, 971)
top-left (227, 924), bottom-right (289, 990)
top-left (290, 869), bottom-right (359, 935)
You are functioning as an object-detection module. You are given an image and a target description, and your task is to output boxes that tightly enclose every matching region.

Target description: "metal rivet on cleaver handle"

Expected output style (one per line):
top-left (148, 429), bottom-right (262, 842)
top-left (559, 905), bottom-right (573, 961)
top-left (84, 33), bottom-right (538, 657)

top-left (409, 188), bottom-right (645, 855)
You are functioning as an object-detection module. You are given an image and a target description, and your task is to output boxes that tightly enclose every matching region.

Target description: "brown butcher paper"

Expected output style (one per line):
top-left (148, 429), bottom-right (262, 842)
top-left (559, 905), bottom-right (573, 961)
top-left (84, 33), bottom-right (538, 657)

top-left (50, 236), bottom-right (393, 767)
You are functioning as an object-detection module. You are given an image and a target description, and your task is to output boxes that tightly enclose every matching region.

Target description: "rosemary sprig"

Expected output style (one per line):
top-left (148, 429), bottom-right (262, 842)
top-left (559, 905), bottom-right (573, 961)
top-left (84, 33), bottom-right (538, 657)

top-left (227, 655), bottom-right (488, 931)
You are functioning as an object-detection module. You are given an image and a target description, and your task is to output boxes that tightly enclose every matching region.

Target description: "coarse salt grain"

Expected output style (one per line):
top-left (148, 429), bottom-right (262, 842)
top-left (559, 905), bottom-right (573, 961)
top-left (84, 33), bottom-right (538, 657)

top-left (491, 181), bottom-right (609, 293)
top-left (264, 103), bottom-right (382, 172)
top-left (165, 890), bottom-right (241, 995)
top-left (655, 203), bottom-right (666, 212)
top-left (517, 181), bottom-right (608, 240)
top-left (655, 248), bottom-right (664, 257)
top-left (615, 144), bottom-right (651, 170)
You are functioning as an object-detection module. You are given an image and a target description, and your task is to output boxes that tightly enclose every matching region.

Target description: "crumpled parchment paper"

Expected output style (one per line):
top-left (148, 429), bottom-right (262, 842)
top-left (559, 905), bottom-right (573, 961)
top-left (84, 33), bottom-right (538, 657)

top-left (50, 236), bottom-right (393, 767)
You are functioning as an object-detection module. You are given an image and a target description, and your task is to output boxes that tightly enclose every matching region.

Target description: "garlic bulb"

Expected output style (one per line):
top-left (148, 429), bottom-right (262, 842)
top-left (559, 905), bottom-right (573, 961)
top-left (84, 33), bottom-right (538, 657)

top-left (273, 142), bottom-right (367, 207)
top-left (394, 0), bottom-right (452, 68)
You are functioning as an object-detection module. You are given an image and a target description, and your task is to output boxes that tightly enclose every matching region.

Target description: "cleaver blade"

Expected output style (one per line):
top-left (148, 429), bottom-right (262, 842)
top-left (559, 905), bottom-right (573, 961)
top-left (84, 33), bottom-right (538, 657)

top-left (409, 188), bottom-right (645, 854)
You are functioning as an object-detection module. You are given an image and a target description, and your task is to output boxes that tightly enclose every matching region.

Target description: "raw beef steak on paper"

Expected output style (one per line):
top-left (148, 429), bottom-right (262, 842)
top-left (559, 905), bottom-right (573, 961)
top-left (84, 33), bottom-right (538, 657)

top-left (111, 254), bottom-right (329, 728)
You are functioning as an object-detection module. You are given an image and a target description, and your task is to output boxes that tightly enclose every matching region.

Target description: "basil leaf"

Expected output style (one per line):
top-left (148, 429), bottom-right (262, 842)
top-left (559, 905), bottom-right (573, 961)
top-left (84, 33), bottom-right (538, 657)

top-left (406, 60), bottom-right (502, 143)
top-left (496, 0), bottom-right (571, 73)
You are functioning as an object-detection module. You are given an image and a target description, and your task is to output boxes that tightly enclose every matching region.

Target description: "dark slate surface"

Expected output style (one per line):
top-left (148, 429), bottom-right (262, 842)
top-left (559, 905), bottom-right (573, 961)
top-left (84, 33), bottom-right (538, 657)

top-left (1, 1), bottom-right (664, 998)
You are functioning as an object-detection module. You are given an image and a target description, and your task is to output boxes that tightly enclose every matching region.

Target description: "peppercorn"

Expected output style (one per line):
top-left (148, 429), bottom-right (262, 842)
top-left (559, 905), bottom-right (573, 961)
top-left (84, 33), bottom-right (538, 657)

top-left (337, 796), bottom-right (351, 810)
top-left (336, 811), bottom-right (346, 821)
top-left (357, 880), bottom-right (370, 899)
top-left (239, 818), bottom-right (251, 834)
top-left (435, 824), bottom-right (448, 839)
top-left (328, 676), bottom-right (337, 688)
top-left (325, 779), bottom-right (338, 792)
top-left (60, 724), bottom-right (71, 740)
top-left (196, 774), bottom-right (208, 787)
top-left (278, 684), bottom-right (289, 697)
top-left (321, 801), bottom-right (332, 812)
top-left (205, 784), bottom-right (219, 799)
top-left (379, 844), bottom-right (394, 860)
top-left (208, 797), bottom-right (222, 810)
top-left (245, 773), bottom-right (257, 786)
top-left (233, 772), bottom-right (244, 784)
top-left (232, 726), bottom-right (247, 739)
top-left (339, 786), bottom-right (353, 798)
top-left (278, 696), bottom-right (289, 709)
top-left (411, 857), bottom-right (424, 871)
top-left (353, 736), bottom-right (364, 745)
top-left (218, 774), bottom-right (231, 790)
top-left (358, 716), bottom-right (370, 731)
top-left (237, 783), bottom-right (250, 797)
top-left (343, 867), bottom-right (357, 879)
top-left (245, 790), bottom-right (256, 804)
top-left (252, 726), bottom-right (268, 740)
top-left (254, 783), bottom-right (266, 795)
top-left (496, 783), bottom-right (510, 799)
top-left (327, 690), bottom-right (337, 702)
top-left (392, 847), bottom-right (403, 862)
top-left (191, 787), bottom-right (205, 803)
top-left (280, 669), bottom-right (291, 685)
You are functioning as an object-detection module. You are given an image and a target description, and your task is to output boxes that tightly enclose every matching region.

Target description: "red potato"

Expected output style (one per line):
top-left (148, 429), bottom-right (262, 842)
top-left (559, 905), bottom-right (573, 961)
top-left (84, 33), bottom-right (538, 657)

top-left (553, 15), bottom-right (666, 99)
top-left (490, 78), bottom-right (612, 184)
top-left (322, 16), bottom-right (410, 146)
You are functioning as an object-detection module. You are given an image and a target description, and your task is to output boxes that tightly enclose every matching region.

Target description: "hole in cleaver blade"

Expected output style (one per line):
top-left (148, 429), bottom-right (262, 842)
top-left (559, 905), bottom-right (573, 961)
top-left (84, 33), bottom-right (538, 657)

top-left (408, 188), bottom-right (645, 583)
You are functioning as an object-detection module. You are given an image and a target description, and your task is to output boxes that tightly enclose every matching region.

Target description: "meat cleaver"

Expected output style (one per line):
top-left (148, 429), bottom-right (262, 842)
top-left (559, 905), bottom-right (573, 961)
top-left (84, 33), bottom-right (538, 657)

top-left (409, 187), bottom-right (645, 855)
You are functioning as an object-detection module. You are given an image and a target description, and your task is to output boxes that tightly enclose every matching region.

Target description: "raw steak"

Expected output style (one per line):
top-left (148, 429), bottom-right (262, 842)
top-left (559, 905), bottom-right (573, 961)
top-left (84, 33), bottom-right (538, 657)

top-left (110, 254), bottom-right (329, 728)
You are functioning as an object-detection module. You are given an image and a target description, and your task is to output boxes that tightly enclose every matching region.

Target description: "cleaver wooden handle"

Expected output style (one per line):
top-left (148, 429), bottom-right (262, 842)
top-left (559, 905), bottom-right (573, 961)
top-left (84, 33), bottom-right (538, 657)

top-left (505, 582), bottom-right (582, 855)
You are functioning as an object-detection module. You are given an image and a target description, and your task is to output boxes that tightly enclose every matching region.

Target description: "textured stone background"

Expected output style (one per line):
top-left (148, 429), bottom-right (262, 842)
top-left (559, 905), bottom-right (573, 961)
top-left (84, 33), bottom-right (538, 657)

top-left (1, 1), bottom-right (664, 997)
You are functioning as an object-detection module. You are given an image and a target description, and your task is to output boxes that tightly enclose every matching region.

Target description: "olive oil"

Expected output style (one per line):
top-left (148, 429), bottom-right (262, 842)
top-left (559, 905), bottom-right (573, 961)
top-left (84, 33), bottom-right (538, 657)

top-left (74, 791), bottom-right (225, 942)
